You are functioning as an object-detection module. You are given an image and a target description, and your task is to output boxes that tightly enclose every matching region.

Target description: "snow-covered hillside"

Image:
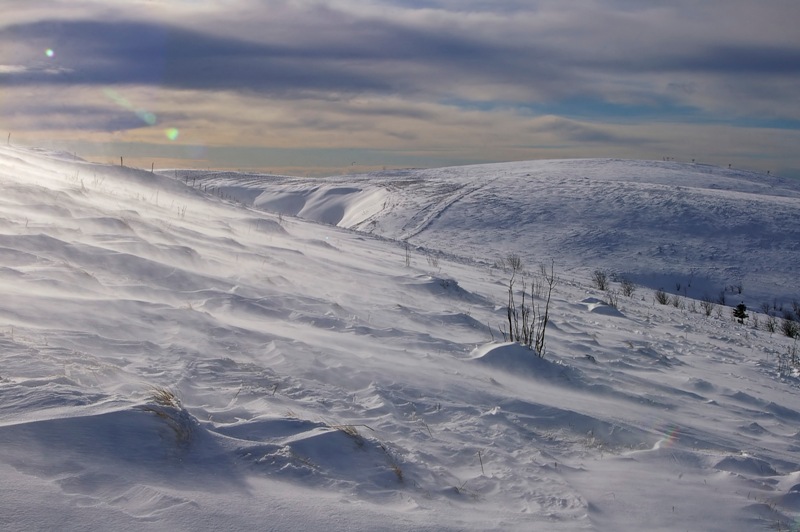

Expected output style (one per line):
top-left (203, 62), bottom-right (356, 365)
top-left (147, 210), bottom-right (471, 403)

top-left (1, 145), bottom-right (799, 531)
top-left (177, 159), bottom-right (800, 305)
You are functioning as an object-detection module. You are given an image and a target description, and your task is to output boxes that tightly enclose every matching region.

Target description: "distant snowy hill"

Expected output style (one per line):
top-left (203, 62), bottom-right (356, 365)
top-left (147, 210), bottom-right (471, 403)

top-left (175, 159), bottom-right (800, 304)
top-left (1, 145), bottom-right (799, 531)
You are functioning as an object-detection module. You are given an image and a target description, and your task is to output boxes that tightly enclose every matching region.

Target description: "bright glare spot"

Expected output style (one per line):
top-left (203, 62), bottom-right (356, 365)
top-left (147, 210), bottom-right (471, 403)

top-left (45, 49), bottom-right (54, 57)
top-left (165, 128), bottom-right (179, 141)
top-left (140, 111), bottom-right (157, 126)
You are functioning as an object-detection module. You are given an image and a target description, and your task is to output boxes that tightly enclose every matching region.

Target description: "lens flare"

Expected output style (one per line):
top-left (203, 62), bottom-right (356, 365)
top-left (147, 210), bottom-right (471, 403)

top-left (653, 424), bottom-right (681, 449)
top-left (102, 87), bottom-right (158, 126)
top-left (141, 111), bottom-right (157, 126)
top-left (165, 128), bottom-right (179, 141)
top-left (45, 49), bottom-right (54, 57)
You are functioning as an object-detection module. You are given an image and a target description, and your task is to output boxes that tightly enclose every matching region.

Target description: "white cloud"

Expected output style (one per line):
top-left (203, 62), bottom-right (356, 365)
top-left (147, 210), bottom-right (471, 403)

top-left (2, 0), bottom-right (799, 175)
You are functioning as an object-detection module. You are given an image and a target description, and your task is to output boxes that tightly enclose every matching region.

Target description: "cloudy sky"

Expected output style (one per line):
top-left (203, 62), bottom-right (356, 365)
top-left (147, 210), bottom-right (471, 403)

top-left (2, 0), bottom-right (800, 176)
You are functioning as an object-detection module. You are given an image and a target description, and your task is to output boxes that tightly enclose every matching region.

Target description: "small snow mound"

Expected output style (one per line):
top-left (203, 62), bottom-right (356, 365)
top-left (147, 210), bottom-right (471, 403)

top-left (405, 275), bottom-right (488, 304)
top-left (767, 402), bottom-right (800, 421)
top-left (713, 455), bottom-right (778, 476)
top-left (243, 217), bottom-right (288, 235)
top-left (687, 377), bottom-right (715, 391)
top-left (728, 391), bottom-right (763, 405)
top-left (580, 297), bottom-right (625, 317)
top-left (469, 342), bottom-right (573, 380)
top-left (770, 491), bottom-right (800, 512)
top-left (738, 422), bottom-right (768, 435)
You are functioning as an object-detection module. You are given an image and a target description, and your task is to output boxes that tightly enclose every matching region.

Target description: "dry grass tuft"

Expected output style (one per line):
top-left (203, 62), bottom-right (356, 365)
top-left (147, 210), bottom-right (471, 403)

top-left (140, 387), bottom-right (194, 445)
top-left (332, 424), bottom-right (366, 447)
top-left (390, 463), bottom-right (404, 482)
top-left (149, 387), bottom-right (181, 408)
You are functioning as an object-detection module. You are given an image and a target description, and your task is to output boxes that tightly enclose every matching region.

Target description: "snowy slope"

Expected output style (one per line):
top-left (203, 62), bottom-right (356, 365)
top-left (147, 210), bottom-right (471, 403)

top-left (178, 159), bottom-right (800, 305)
top-left (1, 145), bottom-right (799, 531)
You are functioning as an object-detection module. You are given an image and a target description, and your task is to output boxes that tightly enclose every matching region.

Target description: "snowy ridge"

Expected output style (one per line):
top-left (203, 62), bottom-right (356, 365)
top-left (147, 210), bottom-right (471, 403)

top-left (177, 158), bottom-right (800, 304)
top-left (1, 145), bottom-right (799, 531)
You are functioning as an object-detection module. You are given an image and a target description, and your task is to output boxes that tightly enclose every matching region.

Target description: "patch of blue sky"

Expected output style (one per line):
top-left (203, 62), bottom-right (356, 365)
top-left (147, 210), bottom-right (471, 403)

top-left (441, 97), bottom-right (800, 130)
top-left (440, 96), bottom-right (697, 121)
top-left (724, 116), bottom-right (800, 131)
top-left (524, 98), bottom-right (700, 122)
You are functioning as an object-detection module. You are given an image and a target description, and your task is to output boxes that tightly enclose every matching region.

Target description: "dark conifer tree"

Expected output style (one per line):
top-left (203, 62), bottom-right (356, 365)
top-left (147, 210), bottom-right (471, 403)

top-left (733, 303), bottom-right (748, 324)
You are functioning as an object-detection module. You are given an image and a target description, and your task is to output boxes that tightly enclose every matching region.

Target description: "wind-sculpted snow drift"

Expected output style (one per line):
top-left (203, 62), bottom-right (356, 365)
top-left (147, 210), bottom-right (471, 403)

top-left (0, 144), bottom-right (799, 531)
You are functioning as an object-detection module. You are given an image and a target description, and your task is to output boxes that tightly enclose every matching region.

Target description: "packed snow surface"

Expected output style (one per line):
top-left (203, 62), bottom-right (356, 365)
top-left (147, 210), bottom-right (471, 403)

top-left (1, 145), bottom-right (799, 531)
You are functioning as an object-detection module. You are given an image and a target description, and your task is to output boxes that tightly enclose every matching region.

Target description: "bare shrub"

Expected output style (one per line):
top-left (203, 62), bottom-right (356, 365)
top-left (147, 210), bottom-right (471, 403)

top-left (501, 260), bottom-right (557, 357)
top-left (592, 270), bottom-right (609, 291)
top-left (654, 289), bottom-right (669, 305)
top-left (778, 341), bottom-right (799, 374)
top-left (535, 261), bottom-right (558, 357)
top-left (530, 272), bottom-right (544, 298)
top-left (607, 289), bottom-right (619, 309)
top-left (765, 315), bottom-right (777, 333)
top-left (782, 318), bottom-right (800, 338)
top-left (620, 278), bottom-right (636, 297)
top-left (503, 254), bottom-right (523, 275)
top-left (671, 295), bottom-right (682, 308)
top-left (700, 295), bottom-right (716, 317)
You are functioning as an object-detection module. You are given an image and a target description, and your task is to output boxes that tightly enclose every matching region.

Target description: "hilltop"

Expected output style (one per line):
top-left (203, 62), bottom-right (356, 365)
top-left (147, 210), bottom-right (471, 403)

top-left (174, 158), bottom-right (800, 306)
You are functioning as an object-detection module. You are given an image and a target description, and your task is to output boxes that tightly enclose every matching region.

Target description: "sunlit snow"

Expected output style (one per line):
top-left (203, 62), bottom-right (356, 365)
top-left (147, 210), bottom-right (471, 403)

top-left (0, 145), bottom-right (798, 531)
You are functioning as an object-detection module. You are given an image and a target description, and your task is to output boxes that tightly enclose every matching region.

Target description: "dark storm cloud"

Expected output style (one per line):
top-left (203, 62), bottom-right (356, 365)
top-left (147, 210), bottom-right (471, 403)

top-left (672, 45), bottom-right (800, 75)
top-left (6, 100), bottom-right (190, 132)
top-left (0, 14), bottom-right (588, 117)
top-left (6, 3), bottom-right (615, 94)
top-left (579, 43), bottom-right (800, 76)
top-left (0, 19), bottom-right (396, 94)
top-left (4, 4), bottom-right (799, 107)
